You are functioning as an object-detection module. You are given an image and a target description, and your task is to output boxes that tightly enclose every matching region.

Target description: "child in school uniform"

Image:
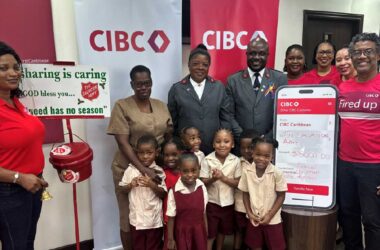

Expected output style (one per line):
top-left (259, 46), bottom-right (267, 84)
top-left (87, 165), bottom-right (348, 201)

top-left (180, 126), bottom-right (205, 165)
top-left (166, 153), bottom-right (208, 250)
top-left (234, 129), bottom-right (259, 250)
top-left (200, 129), bottom-right (241, 250)
top-left (162, 138), bottom-right (182, 250)
top-left (119, 134), bottom-right (167, 250)
top-left (238, 136), bottom-right (287, 250)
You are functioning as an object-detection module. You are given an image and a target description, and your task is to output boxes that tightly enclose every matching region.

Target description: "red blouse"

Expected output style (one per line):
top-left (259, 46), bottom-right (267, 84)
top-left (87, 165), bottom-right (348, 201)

top-left (0, 97), bottom-right (45, 175)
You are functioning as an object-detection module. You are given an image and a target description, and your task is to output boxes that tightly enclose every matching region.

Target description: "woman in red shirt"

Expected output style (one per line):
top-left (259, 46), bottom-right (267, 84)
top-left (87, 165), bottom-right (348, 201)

top-left (304, 41), bottom-right (340, 84)
top-left (0, 41), bottom-right (47, 249)
top-left (332, 46), bottom-right (357, 87)
top-left (283, 44), bottom-right (316, 85)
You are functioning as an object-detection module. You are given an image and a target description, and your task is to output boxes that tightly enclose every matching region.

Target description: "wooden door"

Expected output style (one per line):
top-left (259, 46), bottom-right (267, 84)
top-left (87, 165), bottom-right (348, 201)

top-left (302, 10), bottom-right (363, 70)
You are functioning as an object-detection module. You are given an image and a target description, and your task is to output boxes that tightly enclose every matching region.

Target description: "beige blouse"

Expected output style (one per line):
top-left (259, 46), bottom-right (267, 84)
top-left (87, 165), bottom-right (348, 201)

top-left (200, 152), bottom-right (241, 207)
top-left (107, 96), bottom-right (172, 168)
top-left (234, 157), bottom-right (252, 213)
top-left (238, 163), bottom-right (287, 225)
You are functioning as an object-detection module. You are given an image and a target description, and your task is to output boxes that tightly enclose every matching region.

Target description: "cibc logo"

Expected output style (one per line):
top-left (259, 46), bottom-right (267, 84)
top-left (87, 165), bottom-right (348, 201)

top-left (90, 30), bottom-right (170, 53)
top-left (280, 101), bottom-right (299, 107)
top-left (202, 30), bottom-right (267, 50)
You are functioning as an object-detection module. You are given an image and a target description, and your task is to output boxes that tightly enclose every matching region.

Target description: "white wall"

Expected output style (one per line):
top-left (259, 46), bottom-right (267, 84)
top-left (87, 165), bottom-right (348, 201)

top-left (33, 0), bottom-right (379, 249)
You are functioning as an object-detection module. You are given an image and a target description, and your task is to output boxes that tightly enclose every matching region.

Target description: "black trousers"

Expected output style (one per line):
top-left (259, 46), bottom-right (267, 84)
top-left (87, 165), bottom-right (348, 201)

top-left (0, 182), bottom-right (43, 250)
top-left (337, 159), bottom-right (380, 250)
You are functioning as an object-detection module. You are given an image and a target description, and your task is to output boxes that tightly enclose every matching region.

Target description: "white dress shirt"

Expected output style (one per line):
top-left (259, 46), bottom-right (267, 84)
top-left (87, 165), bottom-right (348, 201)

top-left (248, 67), bottom-right (265, 87)
top-left (190, 77), bottom-right (206, 99)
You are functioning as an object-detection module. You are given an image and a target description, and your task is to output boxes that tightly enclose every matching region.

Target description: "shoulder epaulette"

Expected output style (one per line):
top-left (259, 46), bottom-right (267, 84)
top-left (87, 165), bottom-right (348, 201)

top-left (180, 75), bottom-right (190, 84)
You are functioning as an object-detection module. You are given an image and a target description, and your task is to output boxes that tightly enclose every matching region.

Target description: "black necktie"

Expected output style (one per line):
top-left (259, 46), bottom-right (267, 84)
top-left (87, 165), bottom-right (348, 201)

top-left (253, 72), bottom-right (260, 92)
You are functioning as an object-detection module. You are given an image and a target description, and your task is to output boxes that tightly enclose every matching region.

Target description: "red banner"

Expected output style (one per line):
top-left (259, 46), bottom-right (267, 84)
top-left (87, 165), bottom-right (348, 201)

top-left (0, 0), bottom-right (63, 143)
top-left (191, 0), bottom-right (280, 83)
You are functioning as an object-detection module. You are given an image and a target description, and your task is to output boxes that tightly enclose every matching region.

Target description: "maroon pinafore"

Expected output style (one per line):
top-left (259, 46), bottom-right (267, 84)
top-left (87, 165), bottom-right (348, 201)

top-left (173, 186), bottom-right (207, 250)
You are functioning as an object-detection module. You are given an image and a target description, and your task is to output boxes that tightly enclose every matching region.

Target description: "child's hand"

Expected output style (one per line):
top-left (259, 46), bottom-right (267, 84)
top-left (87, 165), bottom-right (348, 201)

top-left (250, 218), bottom-right (260, 227)
top-left (138, 175), bottom-right (156, 188)
top-left (259, 213), bottom-right (272, 225)
top-left (142, 168), bottom-right (162, 184)
top-left (167, 239), bottom-right (177, 250)
top-left (247, 212), bottom-right (261, 227)
top-left (212, 169), bottom-right (224, 180)
top-left (131, 177), bottom-right (139, 188)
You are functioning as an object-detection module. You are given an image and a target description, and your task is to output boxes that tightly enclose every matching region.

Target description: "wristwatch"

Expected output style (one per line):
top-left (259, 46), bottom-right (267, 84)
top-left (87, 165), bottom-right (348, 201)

top-left (13, 172), bottom-right (20, 183)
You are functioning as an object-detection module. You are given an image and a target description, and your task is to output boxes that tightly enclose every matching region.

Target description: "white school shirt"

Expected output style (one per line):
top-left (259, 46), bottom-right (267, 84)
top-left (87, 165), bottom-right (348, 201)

top-left (200, 152), bottom-right (241, 207)
top-left (238, 163), bottom-right (287, 225)
top-left (166, 178), bottom-right (208, 217)
top-left (234, 157), bottom-right (252, 213)
top-left (195, 150), bottom-right (205, 165)
top-left (190, 77), bottom-right (206, 99)
top-left (119, 162), bottom-right (167, 230)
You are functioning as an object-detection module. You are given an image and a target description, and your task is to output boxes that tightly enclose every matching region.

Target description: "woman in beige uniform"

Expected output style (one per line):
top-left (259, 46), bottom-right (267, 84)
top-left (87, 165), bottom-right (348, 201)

top-left (107, 65), bottom-right (172, 250)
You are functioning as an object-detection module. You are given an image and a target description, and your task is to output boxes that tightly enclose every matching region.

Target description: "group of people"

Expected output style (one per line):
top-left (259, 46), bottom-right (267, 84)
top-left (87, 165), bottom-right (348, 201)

top-left (0, 31), bottom-right (379, 250)
top-left (109, 114), bottom-right (286, 250)
top-left (107, 32), bottom-right (380, 250)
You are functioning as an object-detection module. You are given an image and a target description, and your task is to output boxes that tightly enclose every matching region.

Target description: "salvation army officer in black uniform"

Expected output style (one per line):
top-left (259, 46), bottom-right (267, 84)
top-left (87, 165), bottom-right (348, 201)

top-left (226, 37), bottom-right (288, 139)
top-left (168, 44), bottom-right (231, 154)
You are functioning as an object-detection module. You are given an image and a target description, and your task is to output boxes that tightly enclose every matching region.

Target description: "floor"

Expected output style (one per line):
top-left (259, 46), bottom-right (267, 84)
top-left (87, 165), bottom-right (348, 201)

top-left (222, 235), bottom-right (345, 249)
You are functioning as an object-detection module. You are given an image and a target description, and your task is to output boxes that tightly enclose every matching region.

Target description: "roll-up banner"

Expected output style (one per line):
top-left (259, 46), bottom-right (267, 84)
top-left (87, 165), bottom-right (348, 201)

top-left (74, 0), bottom-right (182, 249)
top-left (190, 0), bottom-right (280, 83)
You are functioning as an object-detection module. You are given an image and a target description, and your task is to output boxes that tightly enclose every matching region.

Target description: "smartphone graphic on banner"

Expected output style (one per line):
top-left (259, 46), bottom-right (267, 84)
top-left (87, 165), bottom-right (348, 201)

top-left (274, 85), bottom-right (338, 209)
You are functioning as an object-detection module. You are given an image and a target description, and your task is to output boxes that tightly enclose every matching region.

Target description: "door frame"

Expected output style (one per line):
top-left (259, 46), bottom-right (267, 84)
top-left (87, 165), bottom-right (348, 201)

top-left (302, 10), bottom-right (364, 44)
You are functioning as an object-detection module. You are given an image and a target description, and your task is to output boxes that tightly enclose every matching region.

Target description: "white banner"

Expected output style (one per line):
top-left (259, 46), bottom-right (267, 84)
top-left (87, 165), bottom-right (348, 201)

top-left (74, 0), bottom-right (182, 249)
top-left (20, 64), bottom-right (110, 118)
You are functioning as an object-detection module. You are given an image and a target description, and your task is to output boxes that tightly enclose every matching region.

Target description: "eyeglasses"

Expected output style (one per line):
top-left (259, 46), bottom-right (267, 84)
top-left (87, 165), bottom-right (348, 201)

top-left (351, 48), bottom-right (376, 58)
top-left (317, 50), bottom-right (333, 56)
top-left (133, 80), bottom-right (152, 89)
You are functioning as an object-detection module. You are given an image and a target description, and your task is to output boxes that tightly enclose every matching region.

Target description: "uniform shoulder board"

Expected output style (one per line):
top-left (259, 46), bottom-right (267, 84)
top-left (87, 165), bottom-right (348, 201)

top-left (241, 70), bottom-right (249, 79)
top-left (269, 68), bottom-right (283, 73)
top-left (180, 75), bottom-right (190, 84)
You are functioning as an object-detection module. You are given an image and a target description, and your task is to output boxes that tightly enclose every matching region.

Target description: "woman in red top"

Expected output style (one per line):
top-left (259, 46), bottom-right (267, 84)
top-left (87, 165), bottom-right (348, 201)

top-left (0, 41), bottom-right (48, 249)
top-left (304, 41), bottom-right (340, 84)
top-left (332, 46), bottom-right (357, 87)
top-left (283, 44), bottom-right (316, 85)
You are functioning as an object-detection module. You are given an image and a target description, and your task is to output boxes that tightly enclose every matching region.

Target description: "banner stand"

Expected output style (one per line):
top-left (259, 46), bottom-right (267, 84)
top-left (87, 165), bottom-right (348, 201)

top-left (55, 61), bottom-right (80, 250)
top-left (52, 61), bottom-right (84, 250)
top-left (282, 207), bottom-right (338, 250)
top-left (65, 118), bottom-right (81, 250)
top-left (25, 58), bottom-right (103, 249)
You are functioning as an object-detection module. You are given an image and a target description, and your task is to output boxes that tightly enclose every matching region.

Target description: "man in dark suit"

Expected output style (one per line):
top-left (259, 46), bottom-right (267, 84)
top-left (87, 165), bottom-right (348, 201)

top-left (226, 37), bottom-right (288, 140)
